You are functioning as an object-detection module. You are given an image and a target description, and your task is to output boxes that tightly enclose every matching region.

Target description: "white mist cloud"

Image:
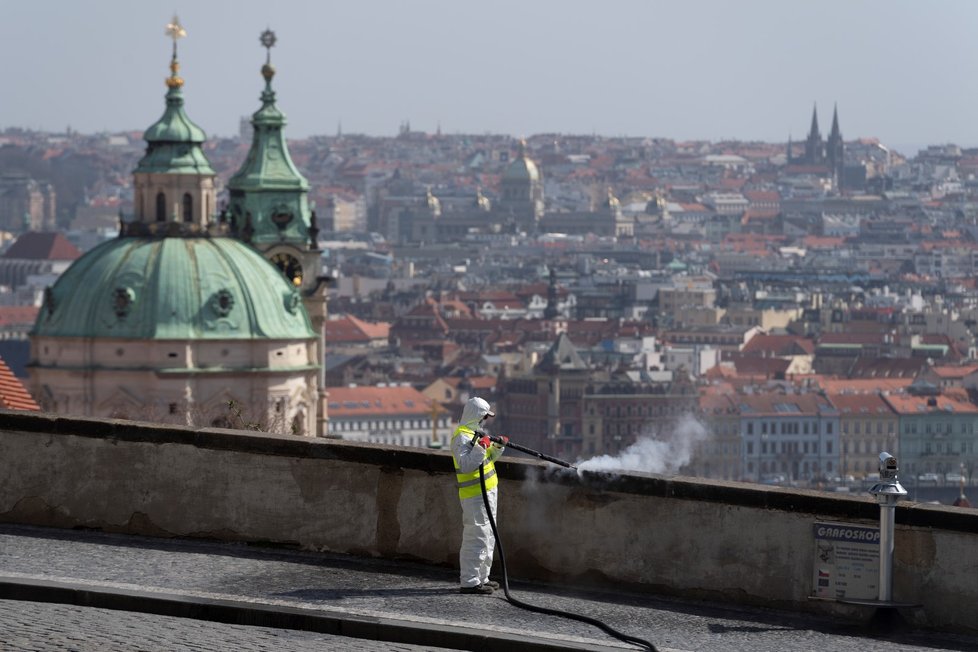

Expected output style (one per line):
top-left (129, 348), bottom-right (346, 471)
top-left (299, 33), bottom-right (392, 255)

top-left (577, 413), bottom-right (710, 475)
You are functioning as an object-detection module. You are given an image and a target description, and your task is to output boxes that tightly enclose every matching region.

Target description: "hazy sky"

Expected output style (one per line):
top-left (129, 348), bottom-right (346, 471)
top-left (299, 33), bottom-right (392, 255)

top-left (4, 1), bottom-right (977, 153)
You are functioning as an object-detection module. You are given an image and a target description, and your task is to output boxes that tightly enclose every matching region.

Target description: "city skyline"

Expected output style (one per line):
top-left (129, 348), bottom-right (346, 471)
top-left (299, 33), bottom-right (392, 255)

top-left (4, 1), bottom-right (978, 155)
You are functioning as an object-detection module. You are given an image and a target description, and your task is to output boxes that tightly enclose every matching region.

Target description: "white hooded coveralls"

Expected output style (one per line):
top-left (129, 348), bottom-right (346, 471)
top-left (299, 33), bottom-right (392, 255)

top-left (451, 397), bottom-right (505, 589)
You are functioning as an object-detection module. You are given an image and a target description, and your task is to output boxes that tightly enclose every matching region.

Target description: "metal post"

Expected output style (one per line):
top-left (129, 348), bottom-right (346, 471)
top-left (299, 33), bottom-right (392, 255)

top-left (869, 452), bottom-right (907, 603)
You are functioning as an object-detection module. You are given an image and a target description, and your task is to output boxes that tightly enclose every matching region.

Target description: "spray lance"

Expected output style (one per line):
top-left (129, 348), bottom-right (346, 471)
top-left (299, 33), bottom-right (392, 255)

top-left (478, 435), bottom-right (657, 651)
top-left (488, 435), bottom-right (577, 469)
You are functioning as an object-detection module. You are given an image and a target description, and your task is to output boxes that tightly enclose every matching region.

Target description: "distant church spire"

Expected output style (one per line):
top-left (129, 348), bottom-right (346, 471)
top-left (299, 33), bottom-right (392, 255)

top-left (829, 103), bottom-right (841, 141)
top-left (827, 103), bottom-right (844, 192)
top-left (804, 103), bottom-right (825, 165)
top-left (543, 266), bottom-right (559, 320)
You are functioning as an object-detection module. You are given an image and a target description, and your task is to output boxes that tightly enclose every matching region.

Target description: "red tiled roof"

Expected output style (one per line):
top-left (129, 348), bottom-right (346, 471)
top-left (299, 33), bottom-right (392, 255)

top-left (882, 392), bottom-right (978, 415)
top-left (741, 334), bottom-right (814, 356)
top-left (326, 385), bottom-right (433, 417)
top-left (743, 190), bottom-right (781, 203)
top-left (737, 392), bottom-right (834, 416)
top-left (698, 392), bottom-right (738, 413)
top-left (814, 377), bottom-right (913, 393)
top-left (0, 356), bottom-right (39, 411)
top-left (826, 392), bottom-right (894, 415)
top-left (930, 365), bottom-right (978, 379)
top-left (802, 236), bottom-right (846, 249)
top-left (3, 232), bottom-right (81, 261)
top-left (727, 356), bottom-right (790, 376)
top-left (324, 315), bottom-right (390, 344)
top-left (0, 306), bottom-right (39, 326)
top-left (742, 208), bottom-right (780, 220)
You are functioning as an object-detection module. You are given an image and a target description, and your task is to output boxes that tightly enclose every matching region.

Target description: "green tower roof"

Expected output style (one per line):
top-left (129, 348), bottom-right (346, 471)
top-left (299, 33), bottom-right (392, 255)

top-left (229, 81), bottom-right (309, 191)
top-left (134, 43), bottom-right (215, 176)
top-left (33, 236), bottom-right (315, 341)
top-left (227, 31), bottom-right (312, 247)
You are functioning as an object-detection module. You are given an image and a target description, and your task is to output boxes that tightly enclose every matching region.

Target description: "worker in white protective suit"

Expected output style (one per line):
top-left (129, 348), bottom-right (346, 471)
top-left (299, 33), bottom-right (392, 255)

top-left (451, 396), bottom-right (508, 594)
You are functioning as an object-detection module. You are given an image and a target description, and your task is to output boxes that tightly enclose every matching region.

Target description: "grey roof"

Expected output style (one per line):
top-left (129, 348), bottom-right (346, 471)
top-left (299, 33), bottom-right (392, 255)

top-left (536, 332), bottom-right (588, 373)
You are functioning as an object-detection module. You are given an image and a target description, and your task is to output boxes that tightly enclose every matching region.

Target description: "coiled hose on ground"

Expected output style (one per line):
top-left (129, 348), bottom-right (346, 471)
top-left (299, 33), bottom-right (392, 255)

top-left (479, 464), bottom-right (658, 651)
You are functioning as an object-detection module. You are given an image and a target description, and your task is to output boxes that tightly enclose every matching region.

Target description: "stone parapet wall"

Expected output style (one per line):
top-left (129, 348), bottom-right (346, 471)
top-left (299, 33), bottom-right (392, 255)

top-left (0, 410), bottom-right (975, 633)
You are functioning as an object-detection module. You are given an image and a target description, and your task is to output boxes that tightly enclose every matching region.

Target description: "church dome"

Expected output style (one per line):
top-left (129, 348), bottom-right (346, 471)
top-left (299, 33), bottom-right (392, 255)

top-left (503, 139), bottom-right (540, 182)
top-left (142, 86), bottom-right (208, 146)
top-left (32, 236), bottom-right (314, 341)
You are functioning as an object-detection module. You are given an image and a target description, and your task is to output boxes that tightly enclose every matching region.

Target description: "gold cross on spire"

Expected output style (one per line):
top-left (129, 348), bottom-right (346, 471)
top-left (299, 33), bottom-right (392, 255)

top-left (165, 15), bottom-right (187, 88)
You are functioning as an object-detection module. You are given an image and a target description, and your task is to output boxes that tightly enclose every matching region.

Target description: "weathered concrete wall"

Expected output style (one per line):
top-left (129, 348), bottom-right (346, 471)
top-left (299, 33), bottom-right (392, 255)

top-left (1, 410), bottom-right (976, 633)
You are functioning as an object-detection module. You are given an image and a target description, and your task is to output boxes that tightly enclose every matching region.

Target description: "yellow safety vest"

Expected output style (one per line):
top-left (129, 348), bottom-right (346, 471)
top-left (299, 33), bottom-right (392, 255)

top-left (452, 425), bottom-right (498, 500)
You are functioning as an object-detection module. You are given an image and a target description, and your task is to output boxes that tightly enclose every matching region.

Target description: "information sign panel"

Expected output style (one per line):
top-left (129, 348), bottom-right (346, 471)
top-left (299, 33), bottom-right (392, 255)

top-left (812, 521), bottom-right (879, 601)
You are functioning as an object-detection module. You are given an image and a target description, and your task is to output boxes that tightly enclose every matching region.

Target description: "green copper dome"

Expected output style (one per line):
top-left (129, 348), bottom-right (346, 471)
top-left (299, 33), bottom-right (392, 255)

top-left (503, 140), bottom-right (540, 182)
top-left (32, 236), bottom-right (314, 340)
top-left (135, 84), bottom-right (215, 175)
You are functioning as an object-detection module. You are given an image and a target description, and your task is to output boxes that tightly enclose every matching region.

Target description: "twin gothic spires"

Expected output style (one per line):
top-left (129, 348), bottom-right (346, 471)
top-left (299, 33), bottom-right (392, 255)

top-left (792, 103), bottom-right (845, 191)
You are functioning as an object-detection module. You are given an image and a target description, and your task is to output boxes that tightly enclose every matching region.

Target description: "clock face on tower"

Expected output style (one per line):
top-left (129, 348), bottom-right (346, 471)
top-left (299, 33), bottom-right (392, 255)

top-left (270, 252), bottom-right (303, 287)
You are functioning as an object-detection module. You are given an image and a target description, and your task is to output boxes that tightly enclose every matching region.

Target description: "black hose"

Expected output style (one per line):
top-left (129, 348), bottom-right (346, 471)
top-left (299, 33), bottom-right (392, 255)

top-left (479, 464), bottom-right (658, 651)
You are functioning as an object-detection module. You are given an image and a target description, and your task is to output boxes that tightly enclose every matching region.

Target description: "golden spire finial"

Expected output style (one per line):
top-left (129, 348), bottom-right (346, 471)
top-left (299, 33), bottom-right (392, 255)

top-left (164, 15), bottom-right (187, 88)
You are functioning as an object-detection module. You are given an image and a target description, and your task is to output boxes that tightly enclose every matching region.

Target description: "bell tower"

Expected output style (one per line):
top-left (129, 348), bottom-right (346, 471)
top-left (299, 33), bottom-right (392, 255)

top-left (227, 29), bottom-right (330, 435)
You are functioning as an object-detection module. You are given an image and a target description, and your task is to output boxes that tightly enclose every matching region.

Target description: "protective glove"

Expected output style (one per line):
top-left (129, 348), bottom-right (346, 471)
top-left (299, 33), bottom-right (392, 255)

top-left (477, 435), bottom-right (492, 449)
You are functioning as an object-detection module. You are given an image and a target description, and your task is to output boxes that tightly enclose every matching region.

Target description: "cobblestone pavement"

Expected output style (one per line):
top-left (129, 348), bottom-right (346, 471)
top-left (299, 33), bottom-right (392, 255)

top-left (2, 524), bottom-right (977, 652)
top-left (0, 599), bottom-right (439, 651)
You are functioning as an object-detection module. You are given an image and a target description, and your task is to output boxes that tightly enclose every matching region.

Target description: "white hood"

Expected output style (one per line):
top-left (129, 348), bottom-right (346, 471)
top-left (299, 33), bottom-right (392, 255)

top-left (459, 397), bottom-right (494, 430)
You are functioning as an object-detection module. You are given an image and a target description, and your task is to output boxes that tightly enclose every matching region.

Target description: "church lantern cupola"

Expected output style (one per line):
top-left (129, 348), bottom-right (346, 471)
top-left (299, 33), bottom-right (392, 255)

top-left (131, 15), bottom-right (217, 233)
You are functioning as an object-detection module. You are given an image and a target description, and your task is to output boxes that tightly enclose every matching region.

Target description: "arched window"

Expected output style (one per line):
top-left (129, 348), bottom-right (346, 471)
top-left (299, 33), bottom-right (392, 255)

top-left (183, 193), bottom-right (193, 222)
top-left (155, 192), bottom-right (166, 222)
top-left (291, 412), bottom-right (305, 436)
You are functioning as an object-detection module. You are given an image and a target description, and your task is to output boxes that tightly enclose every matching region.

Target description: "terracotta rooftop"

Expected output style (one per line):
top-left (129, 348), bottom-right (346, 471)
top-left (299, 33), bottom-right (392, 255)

top-left (929, 365), bottom-right (978, 379)
top-left (741, 334), bottom-right (814, 356)
top-left (826, 392), bottom-right (894, 415)
top-left (3, 232), bottom-right (81, 261)
top-left (736, 392), bottom-right (835, 416)
top-left (325, 315), bottom-right (390, 344)
top-left (743, 190), bottom-right (781, 203)
top-left (0, 305), bottom-right (39, 327)
top-left (0, 356), bottom-right (39, 411)
top-left (814, 377), bottom-right (914, 394)
top-left (326, 385), bottom-right (434, 417)
top-left (882, 392), bottom-right (978, 415)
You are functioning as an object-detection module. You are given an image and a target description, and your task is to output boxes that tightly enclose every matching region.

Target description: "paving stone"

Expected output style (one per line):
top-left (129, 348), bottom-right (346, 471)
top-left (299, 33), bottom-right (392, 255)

top-left (1, 524), bottom-right (976, 652)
